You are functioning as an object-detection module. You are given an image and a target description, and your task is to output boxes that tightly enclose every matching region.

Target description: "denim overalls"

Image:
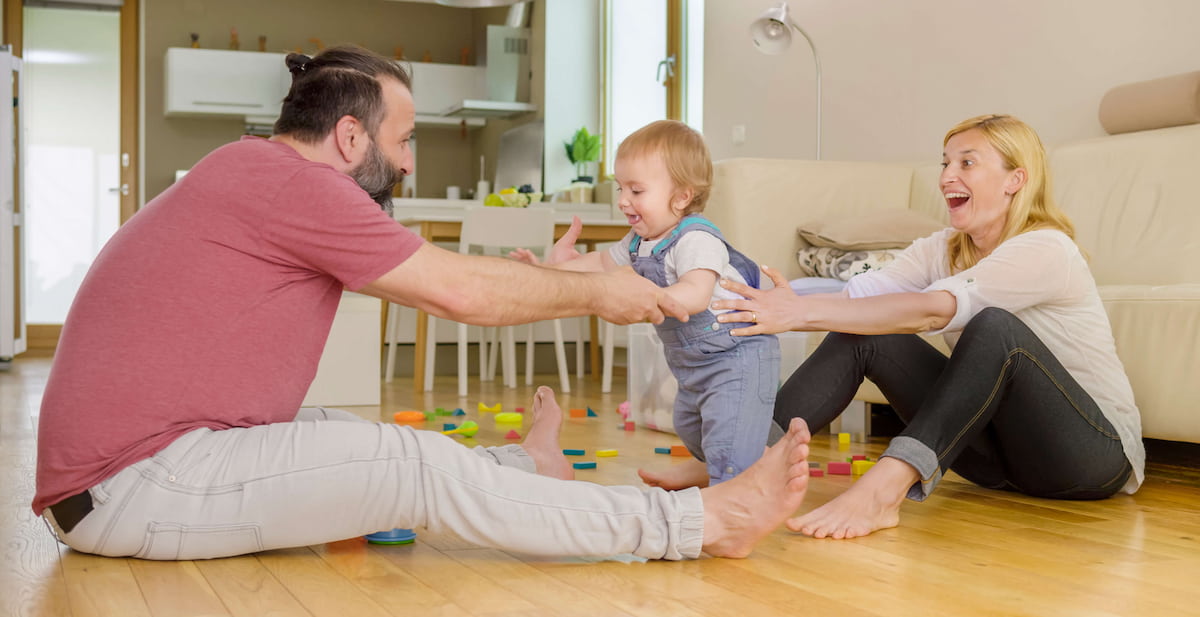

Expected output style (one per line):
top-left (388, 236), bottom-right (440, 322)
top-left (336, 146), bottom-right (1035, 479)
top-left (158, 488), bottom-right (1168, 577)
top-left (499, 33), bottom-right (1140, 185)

top-left (630, 215), bottom-right (781, 484)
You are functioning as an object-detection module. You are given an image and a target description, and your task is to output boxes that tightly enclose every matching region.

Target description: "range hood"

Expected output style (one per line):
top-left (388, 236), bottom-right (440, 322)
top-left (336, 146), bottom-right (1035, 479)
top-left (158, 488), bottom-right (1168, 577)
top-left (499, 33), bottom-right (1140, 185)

top-left (441, 100), bottom-right (536, 118)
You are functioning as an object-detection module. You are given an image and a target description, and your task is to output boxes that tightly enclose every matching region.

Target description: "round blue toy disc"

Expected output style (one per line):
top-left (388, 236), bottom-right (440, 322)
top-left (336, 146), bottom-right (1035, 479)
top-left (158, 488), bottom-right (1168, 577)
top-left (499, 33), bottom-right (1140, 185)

top-left (364, 528), bottom-right (417, 545)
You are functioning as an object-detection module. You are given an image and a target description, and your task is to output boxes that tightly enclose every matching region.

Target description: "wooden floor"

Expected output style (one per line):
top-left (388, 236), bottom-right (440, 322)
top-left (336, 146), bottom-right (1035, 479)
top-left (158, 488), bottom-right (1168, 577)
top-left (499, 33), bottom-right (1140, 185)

top-left (4, 354), bottom-right (1200, 617)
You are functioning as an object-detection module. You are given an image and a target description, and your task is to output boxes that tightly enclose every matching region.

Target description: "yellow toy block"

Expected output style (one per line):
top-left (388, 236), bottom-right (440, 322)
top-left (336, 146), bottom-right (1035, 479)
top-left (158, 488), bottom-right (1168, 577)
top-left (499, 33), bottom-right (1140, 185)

top-left (851, 460), bottom-right (875, 476)
top-left (837, 432), bottom-right (851, 445)
top-left (478, 402), bottom-right (501, 413)
top-left (494, 412), bottom-right (524, 424)
top-left (595, 449), bottom-right (618, 457)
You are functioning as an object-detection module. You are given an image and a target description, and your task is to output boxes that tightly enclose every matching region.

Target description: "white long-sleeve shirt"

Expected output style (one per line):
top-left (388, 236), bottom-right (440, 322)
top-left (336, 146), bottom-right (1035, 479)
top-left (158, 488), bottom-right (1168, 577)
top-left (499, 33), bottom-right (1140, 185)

top-left (846, 228), bottom-right (1144, 493)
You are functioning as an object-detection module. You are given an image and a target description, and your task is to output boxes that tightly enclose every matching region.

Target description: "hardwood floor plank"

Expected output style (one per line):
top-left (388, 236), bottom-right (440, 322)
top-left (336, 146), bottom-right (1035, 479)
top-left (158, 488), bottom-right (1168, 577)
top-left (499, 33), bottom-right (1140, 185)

top-left (256, 548), bottom-right (392, 617)
top-left (126, 560), bottom-right (232, 617)
top-left (1, 506), bottom-right (71, 617)
top-left (311, 537), bottom-right (473, 617)
top-left (61, 549), bottom-right (154, 617)
top-left (192, 555), bottom-right (313, 617)
top-left (374, 542), bottom-right (541, 615)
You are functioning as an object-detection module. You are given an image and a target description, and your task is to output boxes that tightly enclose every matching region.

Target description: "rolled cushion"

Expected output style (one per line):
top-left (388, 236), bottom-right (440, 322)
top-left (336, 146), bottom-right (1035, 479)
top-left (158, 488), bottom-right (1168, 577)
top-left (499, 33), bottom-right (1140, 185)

top-left (797, 209), bottom-right (945, 250)
top-left (1099, 71), bottom-right (1200, 135)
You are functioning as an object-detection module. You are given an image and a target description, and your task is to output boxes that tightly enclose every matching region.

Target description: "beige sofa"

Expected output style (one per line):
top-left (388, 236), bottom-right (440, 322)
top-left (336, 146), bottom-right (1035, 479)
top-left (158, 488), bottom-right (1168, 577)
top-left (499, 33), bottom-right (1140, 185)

top-left (707, 123), bottom-right (1200, 444)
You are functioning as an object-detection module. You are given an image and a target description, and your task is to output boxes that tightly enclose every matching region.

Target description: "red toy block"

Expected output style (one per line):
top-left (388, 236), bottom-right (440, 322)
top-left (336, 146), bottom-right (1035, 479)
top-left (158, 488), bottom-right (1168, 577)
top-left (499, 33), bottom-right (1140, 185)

top-left (809, 469), bottom-right (825, 477)
top-left (624, 421), bottom-right (636, 431)
top-left (851, 454), bottom-right (868, 461)
top-left (827, 461), bottom-right (852, 475)
top-left (504, 429), bottom-right (521, 440)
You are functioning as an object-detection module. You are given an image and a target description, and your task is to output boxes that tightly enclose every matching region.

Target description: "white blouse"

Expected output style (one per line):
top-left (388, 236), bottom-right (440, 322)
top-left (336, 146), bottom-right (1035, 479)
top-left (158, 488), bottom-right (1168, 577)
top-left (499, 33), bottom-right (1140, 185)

top-left (845, 228), bottom-right (1144, 493)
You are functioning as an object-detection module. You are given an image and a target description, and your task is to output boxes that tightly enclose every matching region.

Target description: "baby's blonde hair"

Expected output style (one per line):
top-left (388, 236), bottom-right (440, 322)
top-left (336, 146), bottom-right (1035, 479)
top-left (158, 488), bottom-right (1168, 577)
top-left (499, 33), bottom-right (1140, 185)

top-left (615, 120), bottom-right (712, 215)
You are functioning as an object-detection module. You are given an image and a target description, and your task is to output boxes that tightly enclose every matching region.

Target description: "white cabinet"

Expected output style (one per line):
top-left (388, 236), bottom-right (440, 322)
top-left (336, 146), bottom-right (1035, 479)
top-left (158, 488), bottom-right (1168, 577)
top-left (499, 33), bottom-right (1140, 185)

top-left (164, 48), bottom-right (290, 123)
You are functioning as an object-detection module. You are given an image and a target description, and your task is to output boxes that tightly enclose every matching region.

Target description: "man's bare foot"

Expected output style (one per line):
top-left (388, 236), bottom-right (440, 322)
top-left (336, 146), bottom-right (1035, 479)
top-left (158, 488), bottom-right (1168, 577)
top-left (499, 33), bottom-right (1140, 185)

top-left (638, 458), bottom-right (710, 489)
top-left (520, 386), bottom-right (574, 480)
top-left (699, 418), bottom-right (811, 558)
top-left (786, 456), bottom-right (918, 539)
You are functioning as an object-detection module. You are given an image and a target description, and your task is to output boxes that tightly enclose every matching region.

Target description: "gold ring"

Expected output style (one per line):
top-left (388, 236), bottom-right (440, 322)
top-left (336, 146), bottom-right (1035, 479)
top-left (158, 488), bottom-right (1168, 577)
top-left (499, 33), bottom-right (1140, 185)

top-left (751, 312), bottom-right (758, 322)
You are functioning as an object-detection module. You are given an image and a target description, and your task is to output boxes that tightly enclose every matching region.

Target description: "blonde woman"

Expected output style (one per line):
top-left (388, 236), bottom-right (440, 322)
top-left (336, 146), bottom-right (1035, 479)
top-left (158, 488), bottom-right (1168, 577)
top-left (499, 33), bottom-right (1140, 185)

top-left (715, 114), bottom-right (1144, 539)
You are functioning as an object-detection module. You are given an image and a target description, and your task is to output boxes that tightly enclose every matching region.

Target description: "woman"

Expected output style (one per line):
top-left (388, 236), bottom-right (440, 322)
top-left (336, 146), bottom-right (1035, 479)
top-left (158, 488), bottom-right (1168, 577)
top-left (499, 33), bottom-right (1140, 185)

top-left (713, 114), bottom-right (1144, 539)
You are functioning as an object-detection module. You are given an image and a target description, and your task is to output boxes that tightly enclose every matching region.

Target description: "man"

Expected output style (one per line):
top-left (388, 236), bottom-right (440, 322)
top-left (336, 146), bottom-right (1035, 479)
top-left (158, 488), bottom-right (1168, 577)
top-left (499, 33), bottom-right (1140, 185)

top-left (34, 46), bottom-right (811, 561)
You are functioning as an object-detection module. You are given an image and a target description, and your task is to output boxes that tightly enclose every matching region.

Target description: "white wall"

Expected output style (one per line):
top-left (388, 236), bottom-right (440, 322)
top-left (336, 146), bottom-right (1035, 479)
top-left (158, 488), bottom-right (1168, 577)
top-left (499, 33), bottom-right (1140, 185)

top-left (705, 0), bottom-right (1200, 164)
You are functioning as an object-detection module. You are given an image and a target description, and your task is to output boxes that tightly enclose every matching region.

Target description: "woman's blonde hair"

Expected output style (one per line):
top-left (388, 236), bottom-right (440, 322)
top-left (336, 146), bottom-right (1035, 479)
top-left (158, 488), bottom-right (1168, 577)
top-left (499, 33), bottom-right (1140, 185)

top-left (615, 120), bottom-right (712, 215)
top-left (943, 114), bottom-right (1078, 272)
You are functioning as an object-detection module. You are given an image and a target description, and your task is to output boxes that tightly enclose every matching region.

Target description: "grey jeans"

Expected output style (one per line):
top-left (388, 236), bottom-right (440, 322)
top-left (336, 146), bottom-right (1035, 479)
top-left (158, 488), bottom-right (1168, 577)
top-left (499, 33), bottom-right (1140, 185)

top-left (44, 407), bottom-right (704, 560)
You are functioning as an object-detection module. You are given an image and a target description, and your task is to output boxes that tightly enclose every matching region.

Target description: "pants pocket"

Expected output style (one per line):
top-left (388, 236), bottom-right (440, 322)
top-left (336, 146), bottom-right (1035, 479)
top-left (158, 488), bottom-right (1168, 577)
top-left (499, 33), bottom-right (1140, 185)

top-left (138, 522), bottom-right (264, 560)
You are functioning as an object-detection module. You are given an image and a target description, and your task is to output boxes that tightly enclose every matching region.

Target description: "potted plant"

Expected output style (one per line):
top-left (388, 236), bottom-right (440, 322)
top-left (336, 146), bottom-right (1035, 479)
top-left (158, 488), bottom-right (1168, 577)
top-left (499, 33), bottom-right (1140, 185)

top-left (564, 126), bottom-right (602, 184)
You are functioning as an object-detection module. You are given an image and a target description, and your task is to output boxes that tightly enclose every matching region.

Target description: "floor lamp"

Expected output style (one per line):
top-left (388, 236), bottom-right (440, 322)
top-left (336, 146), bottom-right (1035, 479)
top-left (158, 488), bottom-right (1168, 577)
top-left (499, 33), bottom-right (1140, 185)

top-left (750, 2), bottom-right (822, 160)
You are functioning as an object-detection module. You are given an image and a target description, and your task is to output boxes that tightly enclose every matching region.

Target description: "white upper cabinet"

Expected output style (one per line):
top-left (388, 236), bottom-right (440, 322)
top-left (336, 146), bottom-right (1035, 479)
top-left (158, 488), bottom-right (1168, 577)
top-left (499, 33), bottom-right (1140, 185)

top-left (164, 48), bottom-right (290, 123)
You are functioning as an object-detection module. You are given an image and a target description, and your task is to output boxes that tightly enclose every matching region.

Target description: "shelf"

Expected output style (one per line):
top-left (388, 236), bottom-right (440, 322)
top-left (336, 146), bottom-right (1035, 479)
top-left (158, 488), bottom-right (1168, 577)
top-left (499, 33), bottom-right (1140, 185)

top-left (415, 115), bottom-right (486, 129)
top-left (440, 99), bottom-right (537, 118)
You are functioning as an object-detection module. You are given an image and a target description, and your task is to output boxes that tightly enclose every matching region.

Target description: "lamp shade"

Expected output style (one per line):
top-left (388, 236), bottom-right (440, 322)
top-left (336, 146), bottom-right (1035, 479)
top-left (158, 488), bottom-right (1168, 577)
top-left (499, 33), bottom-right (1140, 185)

top-left (750, 2), bottom-right (793, 55)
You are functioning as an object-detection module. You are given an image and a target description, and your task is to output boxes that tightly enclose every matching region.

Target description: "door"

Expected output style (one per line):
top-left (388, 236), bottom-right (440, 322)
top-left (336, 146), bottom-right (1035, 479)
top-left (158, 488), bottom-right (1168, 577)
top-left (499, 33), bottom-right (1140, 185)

top-left (0, 47), bottom-right (23, 361)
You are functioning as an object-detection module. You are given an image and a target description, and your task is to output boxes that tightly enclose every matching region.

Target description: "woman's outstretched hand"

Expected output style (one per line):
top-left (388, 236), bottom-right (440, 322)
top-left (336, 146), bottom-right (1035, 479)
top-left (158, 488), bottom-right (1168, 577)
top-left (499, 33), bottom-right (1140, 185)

top-left (713, 265), bottom-right (801, 336)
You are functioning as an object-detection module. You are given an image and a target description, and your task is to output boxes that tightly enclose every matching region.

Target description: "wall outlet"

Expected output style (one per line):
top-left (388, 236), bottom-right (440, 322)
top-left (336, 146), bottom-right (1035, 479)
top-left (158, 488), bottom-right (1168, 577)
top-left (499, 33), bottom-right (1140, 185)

top-left (732, 124), bottom-right (746, 145)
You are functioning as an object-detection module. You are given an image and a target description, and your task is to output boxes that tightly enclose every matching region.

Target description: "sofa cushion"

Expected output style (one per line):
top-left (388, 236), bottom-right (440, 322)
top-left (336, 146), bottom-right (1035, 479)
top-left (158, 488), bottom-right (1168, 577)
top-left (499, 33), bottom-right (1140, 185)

top-left (797, 247), bottom-right (903, 280)
top-left (797, 209), bottom-right (945, 250)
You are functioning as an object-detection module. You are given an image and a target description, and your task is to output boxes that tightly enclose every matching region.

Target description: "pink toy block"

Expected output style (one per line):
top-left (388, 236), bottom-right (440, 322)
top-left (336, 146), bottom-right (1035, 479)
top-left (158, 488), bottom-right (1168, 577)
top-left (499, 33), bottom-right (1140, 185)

top-left (827, 461), bottom-right (852, 475)
top-left (504, 429), bottom-right (521, 440)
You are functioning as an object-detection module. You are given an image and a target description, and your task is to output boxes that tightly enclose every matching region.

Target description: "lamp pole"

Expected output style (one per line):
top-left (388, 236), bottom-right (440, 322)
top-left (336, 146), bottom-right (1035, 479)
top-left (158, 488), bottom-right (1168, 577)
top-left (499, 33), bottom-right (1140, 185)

top-left (789, 21), bottom-right (821, 160)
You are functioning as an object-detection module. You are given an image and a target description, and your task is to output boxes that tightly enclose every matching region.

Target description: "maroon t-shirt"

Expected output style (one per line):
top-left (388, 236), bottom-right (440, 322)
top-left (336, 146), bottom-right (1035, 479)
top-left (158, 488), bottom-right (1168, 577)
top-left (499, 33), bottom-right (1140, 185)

top-left (33, 136), bottom-right (424, 513)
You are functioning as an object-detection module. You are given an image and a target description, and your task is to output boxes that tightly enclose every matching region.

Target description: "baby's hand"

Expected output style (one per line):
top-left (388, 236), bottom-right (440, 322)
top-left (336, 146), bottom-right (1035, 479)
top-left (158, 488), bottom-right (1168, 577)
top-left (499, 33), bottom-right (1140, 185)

top-left (508, 248), bottom-right (541, 265)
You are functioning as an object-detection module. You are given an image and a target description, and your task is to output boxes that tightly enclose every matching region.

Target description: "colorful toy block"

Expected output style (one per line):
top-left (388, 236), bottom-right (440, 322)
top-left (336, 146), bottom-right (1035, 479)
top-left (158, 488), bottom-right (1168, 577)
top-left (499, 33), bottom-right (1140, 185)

top-left (670, 445), bottom-right (689, 457)
top-left (478, 402), bottom-right (501, 413)
top-left (624, 421), bottom-right (636, 432)
top-left (587, 408), bottom-right (598, 417)
top-left (442, 421), bottom-right (479, 438)
top-left (504, 429), bottom-right (521, 440)
top-left (515, 407), bottom-right (525, 413)
top-left (654, 447), bottom-right (672, 454)
top-left (494, 412), bottom-right (524, 423)
top-left (573, 462), bottom-right (597, 470)
top-left (809, 461), bottom-right (822, 468)
top-left (442, 423), bottom-right (456, 431)
top-left (562, 449), bottom-right (586, 456)
top-left (569, 408), bottom-right (588, 418)
top-left (851, 454), bottom-right (868, 461)
top-left (837, 432), bottom-right (851, 445)
top-left (828, 461), bottom-right (852, 475)
top-left (596, 449), bottom-right (618, 457)
top-left (852, 460), bottom-right (876, 475)
top-left (809, 469), bottom-right (825, 477)
top-left (393, 410), bottom-right (426, 423)
top-left (452, 408), bottom-right (466, 416)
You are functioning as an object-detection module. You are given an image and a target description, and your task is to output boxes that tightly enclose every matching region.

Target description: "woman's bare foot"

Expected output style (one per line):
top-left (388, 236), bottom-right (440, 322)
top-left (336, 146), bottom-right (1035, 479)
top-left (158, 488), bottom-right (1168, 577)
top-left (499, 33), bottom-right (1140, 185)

top-left (699, 418), bottom-right (812, 558)
top-left (787, 456), bottom-right (919, 539)
top-left (520, 386), bottom-right (574, 480)
top-left (638, 458), bottom-right (710, 489)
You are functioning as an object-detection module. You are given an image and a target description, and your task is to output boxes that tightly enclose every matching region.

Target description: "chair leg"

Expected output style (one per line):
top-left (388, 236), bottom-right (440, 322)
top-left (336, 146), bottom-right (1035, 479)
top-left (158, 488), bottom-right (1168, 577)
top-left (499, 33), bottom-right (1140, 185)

top-left (457, 321), bottom-right (469, 398)
top-left (423, 313), bottom-right (437, 393)
top-left (485, 327), bottom-right (500, 382)
top-left (524, 324), bottom-right (534, 386)
top-left (602, 320), bottom-right (616, 393)
top-left (502, 326), bottom-right (517, 388)
top-left (384, 303), bottom-right (400, 383)
top-left (576, 317), bottom-right (586, 378)
top-left (552, 319), bottom-right (571, 394)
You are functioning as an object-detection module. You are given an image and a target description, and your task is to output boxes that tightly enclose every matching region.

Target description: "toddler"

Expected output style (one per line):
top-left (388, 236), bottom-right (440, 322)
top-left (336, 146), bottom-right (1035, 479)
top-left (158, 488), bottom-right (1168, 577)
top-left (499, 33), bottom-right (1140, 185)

top-left (517, 120), bottom-right (780, 488)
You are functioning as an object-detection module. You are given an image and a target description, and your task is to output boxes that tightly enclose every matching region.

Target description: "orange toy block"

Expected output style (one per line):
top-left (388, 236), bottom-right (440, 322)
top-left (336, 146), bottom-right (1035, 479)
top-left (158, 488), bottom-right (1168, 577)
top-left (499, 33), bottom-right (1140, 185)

top-left (670, 445), bottom-right (689, 457)
top-left (569, 408), bottom-right (587, 418)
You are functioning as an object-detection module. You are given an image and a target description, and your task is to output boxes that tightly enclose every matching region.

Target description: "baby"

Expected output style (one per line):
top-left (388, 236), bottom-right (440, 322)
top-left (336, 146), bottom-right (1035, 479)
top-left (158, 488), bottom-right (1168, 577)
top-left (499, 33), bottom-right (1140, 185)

top-left (516, 120), bottom-right (780, 488)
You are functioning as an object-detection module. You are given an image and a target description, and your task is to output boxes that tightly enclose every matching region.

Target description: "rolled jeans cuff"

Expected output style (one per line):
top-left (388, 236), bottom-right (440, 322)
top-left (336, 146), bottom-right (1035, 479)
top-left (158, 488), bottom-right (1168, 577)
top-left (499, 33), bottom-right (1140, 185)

top-left (473, 443), bottom-right (536, 473)
top-left (880, 436), bottom-right (942, 502)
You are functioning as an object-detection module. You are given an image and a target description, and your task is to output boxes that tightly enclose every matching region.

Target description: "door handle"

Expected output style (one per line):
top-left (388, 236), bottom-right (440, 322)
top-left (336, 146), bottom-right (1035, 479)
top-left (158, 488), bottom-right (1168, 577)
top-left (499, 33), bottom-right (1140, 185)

top-left (107, 184), bottom-right (129, 196)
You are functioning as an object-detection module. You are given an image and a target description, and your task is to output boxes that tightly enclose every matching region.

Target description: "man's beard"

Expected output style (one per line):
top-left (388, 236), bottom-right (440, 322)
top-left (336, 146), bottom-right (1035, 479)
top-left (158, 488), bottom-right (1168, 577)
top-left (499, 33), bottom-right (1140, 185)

top-left (351, 140), bottom-right (402, 216)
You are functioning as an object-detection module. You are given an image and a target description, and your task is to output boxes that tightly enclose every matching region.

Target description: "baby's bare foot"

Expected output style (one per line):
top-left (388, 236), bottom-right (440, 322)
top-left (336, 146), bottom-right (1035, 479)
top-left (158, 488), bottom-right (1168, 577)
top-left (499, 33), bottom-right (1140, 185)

top-left (699, 418), bottom-right (811, 558)
top-left (638, 458), bottom-right (710, 489)
top-left (520, 386), bottom-right (574, 480)
top-left (787, 456), bottom-right (916, 539)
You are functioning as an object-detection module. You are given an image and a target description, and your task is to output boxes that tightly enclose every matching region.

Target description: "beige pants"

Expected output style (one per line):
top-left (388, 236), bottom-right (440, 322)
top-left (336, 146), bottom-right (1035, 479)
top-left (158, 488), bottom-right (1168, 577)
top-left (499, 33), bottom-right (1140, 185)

top-left (44, 408), bottom-right (704, 560)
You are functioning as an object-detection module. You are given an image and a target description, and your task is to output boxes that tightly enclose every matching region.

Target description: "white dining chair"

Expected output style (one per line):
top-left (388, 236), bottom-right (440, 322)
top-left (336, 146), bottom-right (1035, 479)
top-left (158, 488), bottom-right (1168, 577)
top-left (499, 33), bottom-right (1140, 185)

top-left (385, 206), bottom-right (572, 397)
